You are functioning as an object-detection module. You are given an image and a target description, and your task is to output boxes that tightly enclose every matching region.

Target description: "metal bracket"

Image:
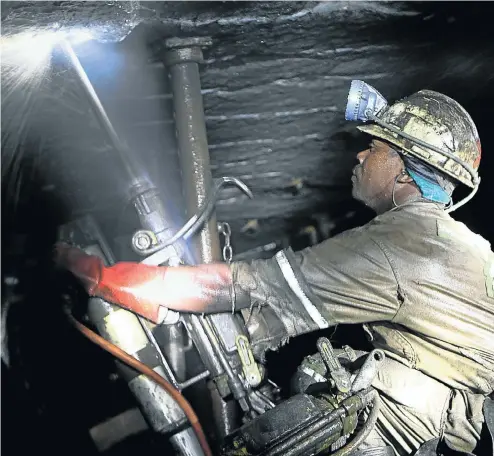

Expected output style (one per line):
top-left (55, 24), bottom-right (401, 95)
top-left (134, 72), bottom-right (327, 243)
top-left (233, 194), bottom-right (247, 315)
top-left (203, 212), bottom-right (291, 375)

top-left (317, 337), bottom-right (352, 394)
top-left (235, 335), bottom-right (263, 388)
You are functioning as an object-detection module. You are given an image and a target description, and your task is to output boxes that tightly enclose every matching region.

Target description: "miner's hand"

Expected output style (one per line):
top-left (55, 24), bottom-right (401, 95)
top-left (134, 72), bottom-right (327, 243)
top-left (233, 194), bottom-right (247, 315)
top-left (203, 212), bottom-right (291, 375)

top-left (54, 243), bottom-right (235, 323)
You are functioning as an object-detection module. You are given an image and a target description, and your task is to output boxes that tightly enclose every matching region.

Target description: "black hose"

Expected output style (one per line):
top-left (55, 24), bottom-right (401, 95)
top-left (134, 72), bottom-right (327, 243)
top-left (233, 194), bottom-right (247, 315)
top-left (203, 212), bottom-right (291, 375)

top-left (266, 408), bottom-right (346, 456)
top-left (332, 391), bottom-right (380, 456)
top-left (267, 390), bottom-right (380, 456)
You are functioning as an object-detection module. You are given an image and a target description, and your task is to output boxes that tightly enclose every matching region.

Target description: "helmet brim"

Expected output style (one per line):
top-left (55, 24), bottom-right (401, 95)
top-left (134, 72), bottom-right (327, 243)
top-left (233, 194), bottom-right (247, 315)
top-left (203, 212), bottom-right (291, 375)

top-left (356, 124), bottom-right (475, 188)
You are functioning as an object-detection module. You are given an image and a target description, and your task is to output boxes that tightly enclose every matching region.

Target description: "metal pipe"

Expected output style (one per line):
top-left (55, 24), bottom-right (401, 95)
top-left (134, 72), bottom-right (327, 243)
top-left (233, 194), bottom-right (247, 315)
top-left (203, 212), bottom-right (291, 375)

top-left (135, 318), bottom-right (211, 391)
top-left (181, 315), bottom-right (225, 379)
top-left (73, 217), bottom-right (204, 456)
top-left (179, 370), bottom-right (211, 390)
top-left (86, 276), bottom-right (204, 455)
top-left (161, 324), bottom-right (187, 382)
top-left (351, 350), bottom-right (385, 393)
top-left (139, 317), bottom-right (180, 389)
top-left (163, 36), bottom-right (246, 435)
top-left (201, 317), bottom-right (248, 410)
top-left (163, 37), bottom-right (219, 264)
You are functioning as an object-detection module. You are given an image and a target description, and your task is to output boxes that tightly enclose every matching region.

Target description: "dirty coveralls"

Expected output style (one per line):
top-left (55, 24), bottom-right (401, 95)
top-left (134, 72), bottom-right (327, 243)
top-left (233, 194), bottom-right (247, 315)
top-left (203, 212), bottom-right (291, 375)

top-left (231, 200), bottom-right (494, 455)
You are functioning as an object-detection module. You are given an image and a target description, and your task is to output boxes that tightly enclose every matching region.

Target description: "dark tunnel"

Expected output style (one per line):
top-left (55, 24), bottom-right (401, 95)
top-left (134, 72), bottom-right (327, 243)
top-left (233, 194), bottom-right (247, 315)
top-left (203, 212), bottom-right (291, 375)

top-left (2, 2), bottom-right (494, 456)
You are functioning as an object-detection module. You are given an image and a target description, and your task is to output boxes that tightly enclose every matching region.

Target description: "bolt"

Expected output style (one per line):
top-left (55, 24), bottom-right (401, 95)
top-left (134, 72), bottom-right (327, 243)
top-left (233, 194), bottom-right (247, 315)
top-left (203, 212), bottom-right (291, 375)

top-left (134, 232), bottom-right (152, 250)
top-left (162, 36), bottom-right (212, 66)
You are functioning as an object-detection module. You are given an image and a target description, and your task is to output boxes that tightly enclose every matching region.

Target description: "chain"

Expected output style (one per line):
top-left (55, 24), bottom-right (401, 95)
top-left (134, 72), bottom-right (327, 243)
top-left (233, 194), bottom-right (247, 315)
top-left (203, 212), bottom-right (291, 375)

top-left (218, 222), bottom-right (264, 387)
top-left (218, 222), bottom-right (233, 264)
top-left (218, 222), bottom-right (235, 313)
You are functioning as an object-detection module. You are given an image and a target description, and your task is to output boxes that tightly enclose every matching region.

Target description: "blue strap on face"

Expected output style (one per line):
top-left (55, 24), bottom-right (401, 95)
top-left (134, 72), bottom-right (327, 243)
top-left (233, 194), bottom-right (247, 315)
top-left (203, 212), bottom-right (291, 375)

top-left (407, 169), bottom-right (451, 204)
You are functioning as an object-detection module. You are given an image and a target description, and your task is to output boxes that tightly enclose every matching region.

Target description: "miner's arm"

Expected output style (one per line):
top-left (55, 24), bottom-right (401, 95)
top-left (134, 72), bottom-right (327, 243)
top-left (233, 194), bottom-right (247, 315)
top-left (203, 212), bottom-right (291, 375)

top-left (227, 230), bottom-right (403, 356)
top-left (54, 243), bottom-right (251, 323)
top-left (55, 228), bottom-right (401, 331)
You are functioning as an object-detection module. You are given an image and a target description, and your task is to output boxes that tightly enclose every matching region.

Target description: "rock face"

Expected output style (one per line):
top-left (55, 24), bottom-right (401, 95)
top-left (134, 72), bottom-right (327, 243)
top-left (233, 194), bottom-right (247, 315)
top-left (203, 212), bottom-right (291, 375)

top-left (2, 1), bottom-right (494, 256)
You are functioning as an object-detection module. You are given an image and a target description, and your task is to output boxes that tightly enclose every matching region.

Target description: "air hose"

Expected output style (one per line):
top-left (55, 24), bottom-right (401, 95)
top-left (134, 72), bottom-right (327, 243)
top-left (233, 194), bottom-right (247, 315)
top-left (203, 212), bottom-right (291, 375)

top-left (67, 313), bottom-right (212, 456)
top-left (332, 390), bottom-right (381, 456)
top-left (132, 176), bottom-right (253, 256)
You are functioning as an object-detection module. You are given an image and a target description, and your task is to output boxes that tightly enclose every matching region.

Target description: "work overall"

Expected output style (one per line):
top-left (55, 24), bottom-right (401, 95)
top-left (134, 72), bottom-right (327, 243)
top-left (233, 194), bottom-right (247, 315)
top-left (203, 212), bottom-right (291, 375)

top-left (230, 200), bottom-right (494, 455)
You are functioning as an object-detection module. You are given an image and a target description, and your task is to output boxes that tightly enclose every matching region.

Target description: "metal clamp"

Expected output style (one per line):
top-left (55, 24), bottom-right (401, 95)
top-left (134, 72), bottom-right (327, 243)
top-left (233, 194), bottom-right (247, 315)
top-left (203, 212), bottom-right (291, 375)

top-left (138, 318), bottom-right (210, 391)
top-left (235, 335), bottom-right (263, 388)
top-left (133, 177), bottom-right (253, 257)
top-left (317, 337), bottom-right (352, 394)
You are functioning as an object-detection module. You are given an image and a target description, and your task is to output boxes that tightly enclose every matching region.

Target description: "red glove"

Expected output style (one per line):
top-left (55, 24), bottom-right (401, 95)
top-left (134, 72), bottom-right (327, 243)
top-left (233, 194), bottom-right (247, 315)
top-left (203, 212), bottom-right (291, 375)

top-left (54, 243), bottom-right (233, 323)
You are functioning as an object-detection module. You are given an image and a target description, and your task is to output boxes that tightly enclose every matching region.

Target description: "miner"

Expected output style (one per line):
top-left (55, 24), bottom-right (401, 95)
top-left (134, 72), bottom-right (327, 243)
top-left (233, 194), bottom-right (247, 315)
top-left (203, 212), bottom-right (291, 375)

top-left (55, 84), bottom-right (493, 455)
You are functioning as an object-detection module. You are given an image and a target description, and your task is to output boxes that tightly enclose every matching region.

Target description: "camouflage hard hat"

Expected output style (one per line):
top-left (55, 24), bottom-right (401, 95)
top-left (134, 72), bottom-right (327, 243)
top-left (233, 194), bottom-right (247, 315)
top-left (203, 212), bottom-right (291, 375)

top-left (357, 90), bottom-right (481, 188)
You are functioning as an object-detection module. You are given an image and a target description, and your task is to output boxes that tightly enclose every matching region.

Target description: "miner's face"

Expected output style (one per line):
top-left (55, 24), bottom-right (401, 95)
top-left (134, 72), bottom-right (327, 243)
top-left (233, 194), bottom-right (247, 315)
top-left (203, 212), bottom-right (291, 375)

top-left (351, 139), bottom-right (405, 212)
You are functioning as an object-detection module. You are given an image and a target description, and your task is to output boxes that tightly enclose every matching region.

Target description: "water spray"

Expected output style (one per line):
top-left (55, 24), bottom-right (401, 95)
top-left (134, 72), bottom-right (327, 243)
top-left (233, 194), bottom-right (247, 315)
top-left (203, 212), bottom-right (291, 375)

top-left (59, 40), bottom-right (182, 261)
top-left (59, 40), bottom-right (141, 188)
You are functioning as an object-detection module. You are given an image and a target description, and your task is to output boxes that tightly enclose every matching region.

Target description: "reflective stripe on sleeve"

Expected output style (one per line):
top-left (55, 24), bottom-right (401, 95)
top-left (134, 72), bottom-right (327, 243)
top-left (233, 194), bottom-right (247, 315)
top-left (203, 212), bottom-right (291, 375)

top-left (275, 250), bottom-right (328, 329)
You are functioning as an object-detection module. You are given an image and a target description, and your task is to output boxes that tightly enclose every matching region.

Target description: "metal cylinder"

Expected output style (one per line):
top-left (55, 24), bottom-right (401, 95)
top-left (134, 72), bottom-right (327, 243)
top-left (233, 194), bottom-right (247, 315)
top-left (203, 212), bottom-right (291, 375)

top-left (351, 350), bottom-right (385, 393)
top-left (81, 237), bottom-right (203, 455)
top-left (181, 315), bottom-right (224, 378)
top-left (163, 36), bottom-right (243, 436)
top-left (161, 324), bottom-right (187, 383)
top-left (164, 37), bottom-right (220, 264)
top-left (87, 294), bottom-right (204, 456)
top-left (132, 188), bottom-right (178, 244)
top-left (162, 40), bottom-right (249, 357)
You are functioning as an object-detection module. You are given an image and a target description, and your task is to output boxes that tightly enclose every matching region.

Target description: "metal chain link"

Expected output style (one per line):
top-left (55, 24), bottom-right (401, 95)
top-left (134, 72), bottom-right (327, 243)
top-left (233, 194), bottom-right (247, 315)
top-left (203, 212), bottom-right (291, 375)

top-left (218, 222), bottom-right (235, 313)
top-left (218, 222), bottom-right (264, 387)
top-left (218, 222), bottom-right (233, 264)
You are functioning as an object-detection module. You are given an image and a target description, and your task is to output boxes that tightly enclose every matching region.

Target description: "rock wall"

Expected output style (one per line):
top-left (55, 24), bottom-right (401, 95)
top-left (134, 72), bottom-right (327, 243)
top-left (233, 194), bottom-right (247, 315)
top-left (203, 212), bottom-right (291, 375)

top-left (3, 1), bottom-right (494, 255)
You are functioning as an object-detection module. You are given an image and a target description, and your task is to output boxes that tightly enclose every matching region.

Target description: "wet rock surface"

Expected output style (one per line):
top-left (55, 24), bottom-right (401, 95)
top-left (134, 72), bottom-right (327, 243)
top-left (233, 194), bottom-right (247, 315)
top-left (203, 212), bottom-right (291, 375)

top-left (2, 1), bottom-right (494, 255)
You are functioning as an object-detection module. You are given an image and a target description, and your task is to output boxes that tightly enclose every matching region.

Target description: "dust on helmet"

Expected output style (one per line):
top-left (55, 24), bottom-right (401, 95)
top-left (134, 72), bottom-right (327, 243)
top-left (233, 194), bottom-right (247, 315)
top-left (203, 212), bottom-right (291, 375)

top-left (357, 90), bottom-right (481, 189)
